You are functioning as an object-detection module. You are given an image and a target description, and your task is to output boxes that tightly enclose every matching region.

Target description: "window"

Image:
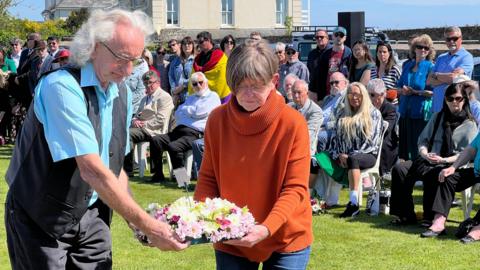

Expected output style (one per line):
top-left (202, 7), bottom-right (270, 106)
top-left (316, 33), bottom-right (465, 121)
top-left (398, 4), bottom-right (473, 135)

top-left (276, 0), bottom-right (288, 25)
top-left (221, 0), bottom-right (233, 26)
top-left (166, 0), bottom-right (179, 26)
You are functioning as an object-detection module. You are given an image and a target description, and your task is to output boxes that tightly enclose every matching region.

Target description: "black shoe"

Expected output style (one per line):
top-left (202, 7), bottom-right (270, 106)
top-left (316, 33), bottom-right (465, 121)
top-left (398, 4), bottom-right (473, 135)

top-left (420, 229), bottom-right (446, 238)
top-left (460, 235), bottom-right (480, 244)
top-left (126, 171), bottom-right (135, 177)
top-left (149, 173), bottom-right (165, 183)
top-left (390, 216), bottom-right (417, 226)
top-left (340, 202), bottom-right (359, 218)
top-left (455, 218), bottom-right (479, 239)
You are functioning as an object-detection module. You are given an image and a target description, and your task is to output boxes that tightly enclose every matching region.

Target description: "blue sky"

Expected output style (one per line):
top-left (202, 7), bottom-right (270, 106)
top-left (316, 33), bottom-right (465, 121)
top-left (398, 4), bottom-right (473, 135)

top-left (8, 0), bottom-right (480, 30)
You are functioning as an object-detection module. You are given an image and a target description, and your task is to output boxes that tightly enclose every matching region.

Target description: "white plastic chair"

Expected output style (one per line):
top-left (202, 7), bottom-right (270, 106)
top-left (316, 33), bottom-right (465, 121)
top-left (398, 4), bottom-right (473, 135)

top-left (166, 150), bottom-right (194, 180)
top-left (357, 120), bottom-right (389, 206)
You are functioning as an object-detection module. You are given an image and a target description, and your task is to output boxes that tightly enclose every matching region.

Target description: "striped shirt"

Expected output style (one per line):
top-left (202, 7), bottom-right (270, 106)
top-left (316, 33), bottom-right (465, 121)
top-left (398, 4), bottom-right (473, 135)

top-left (370, 64), bottom-right (401, 89)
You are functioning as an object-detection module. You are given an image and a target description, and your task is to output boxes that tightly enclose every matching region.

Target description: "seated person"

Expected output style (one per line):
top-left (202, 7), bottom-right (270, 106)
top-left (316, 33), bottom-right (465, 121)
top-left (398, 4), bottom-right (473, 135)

top-left (150, 72), bottom-right (221, 182)
top-left (124, 71), bottom-right (174, 175)
top-left (318, 82), bottom-right (383, 217)
top-left (367, 79), bottom-right (398, 176)
top-left (287, 79), bottom-right (323, 188)
top-left (390, 83), bottom-right (477, 226)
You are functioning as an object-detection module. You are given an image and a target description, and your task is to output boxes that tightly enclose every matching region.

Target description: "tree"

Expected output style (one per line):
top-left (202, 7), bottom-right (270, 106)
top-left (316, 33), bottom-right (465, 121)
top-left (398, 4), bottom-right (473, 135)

top-left (64, 8), bottom-right (90, 34)
top-left (0, 0), bottom-right (19, 16)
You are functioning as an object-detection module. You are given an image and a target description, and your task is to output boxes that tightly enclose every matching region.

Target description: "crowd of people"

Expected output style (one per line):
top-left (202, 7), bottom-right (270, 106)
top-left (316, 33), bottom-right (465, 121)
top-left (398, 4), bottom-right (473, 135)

top-left (3, 7), bottom-right (480, 269)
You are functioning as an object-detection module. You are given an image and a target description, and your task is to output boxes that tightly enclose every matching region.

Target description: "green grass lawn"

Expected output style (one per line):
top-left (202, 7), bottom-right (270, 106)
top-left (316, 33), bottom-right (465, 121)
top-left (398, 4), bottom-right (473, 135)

top-left (1, 144), bottom-right (479, 269)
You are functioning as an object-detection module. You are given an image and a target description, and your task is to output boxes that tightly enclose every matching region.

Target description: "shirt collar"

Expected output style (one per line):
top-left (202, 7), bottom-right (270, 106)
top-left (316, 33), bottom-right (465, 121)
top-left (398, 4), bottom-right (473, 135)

top-left (296, 98), bottom-right (311, 112)
top-left (80, 61), bottom-right (119, 100)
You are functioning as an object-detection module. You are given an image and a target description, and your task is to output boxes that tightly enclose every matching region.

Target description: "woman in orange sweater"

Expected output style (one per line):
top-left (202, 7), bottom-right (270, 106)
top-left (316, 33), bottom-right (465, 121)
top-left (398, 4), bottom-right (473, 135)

top-left (194, 39), bottom-right (313, 269)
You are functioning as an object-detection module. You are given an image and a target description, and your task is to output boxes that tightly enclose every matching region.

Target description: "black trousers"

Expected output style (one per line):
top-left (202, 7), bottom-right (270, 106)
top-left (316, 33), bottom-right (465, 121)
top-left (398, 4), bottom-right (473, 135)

top-left (5, 193), bottom-right (112, 270)
top-left (150, 125), bottom-right (202, 174)
top-left (390, 158), bottom-right (446, 221)
top-left (346, 153), bottom-right (376, 170)
top-left (431, 168), bottom-right (480, 217)
top-left (123, 127), bottom-right (152, 172)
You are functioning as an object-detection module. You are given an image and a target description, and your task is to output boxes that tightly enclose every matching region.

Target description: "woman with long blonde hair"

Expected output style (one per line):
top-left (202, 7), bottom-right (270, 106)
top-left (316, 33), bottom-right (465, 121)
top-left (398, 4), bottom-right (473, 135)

top-left (329, 82), bottom-right (383, 217)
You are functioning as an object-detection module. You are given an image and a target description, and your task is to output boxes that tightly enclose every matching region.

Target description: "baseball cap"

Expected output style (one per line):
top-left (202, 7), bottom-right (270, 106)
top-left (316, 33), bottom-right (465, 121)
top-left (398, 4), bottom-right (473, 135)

top-left (285, 44), bottom-right (296, 53)
top-left (333, 26), bottom-right (347, 36)
top-left (53, 49), bottom-right (70, 62)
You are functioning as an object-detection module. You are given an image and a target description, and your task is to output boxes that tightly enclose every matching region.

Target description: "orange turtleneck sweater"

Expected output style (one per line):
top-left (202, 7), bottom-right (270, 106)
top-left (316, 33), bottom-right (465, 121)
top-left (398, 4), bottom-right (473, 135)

top-left (193, 90), bottom-right (313, 262)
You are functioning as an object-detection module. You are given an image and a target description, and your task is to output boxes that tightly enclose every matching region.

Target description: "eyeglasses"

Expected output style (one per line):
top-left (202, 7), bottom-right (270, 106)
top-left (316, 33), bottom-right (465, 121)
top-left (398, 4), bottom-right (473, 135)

top-left (11, 43), bottom-right (19, 46)
top-left (168, 43), bottom-right (177, 48)
top-left (157, 51), bottom-right (166, 55)
top-left (192, 81), bottom-right (204, 87)
top-left (100, 42), bottom-right (143, 67)
top-left (415, 45), bottom-right (430, 51)
top-left (315, 36), bottom-right (327, 40)
top-left (329, 80), bottom-right (343, 86)
top-left (286, 50), bottom-right (295, 55)
top-left (143, 80), bottom-right (158, 86)
top-left (334, 32), bottom-right (345, 38)
top-left (445, 36), bottom-right (460, 42)
top-left (369, 92), bottom-right (383, 98)
top-left (446, 96), bottom-right (464, 103)
top-left (226, 40), bottom-right (234, 45)
top-left (347, 92), bottom-right (362, 98)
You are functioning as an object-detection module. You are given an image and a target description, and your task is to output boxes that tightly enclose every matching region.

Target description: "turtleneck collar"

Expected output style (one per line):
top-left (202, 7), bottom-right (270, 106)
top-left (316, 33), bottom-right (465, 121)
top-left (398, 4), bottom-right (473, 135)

top-left (226, 89), bottom-right (286, 136)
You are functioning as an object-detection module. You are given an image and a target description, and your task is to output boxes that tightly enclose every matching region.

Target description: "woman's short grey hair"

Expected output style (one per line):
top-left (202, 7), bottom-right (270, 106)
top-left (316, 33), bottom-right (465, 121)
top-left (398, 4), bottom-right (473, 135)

top-left (275, 42), bottom-right (286, 52)
top-left (226, 39), bottom-right (278, 93)
top-left (69, 9), bottom-right (155, 67)
top-left (190, 72), bottom-right (208, 84)
top-left (367, 79), bottom-right (386, 95)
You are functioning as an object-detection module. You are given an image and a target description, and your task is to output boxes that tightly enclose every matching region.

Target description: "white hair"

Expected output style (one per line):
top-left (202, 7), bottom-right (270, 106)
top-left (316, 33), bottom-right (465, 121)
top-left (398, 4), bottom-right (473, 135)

top-left (69, 9), bottom-right (155, 67)
top-left (367, 79), bottom-right (386, 95)
top-left (293, 79), bottom-right (309, 92)
top-left (275, 42), bottom-right (286, 52)
top-left (190, 72), bottom-right (208, 84)
top-left (284, 73), bottom-right (299, 90)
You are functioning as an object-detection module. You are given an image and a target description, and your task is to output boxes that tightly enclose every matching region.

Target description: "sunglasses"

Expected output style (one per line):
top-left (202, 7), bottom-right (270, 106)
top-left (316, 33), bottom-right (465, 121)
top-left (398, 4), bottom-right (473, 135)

top-left (192, 81), bottom-right (204, 87)
top-left (445, 96), bottom-right (464, 103)
top-left (157, 51), bottom-right (166, 55)
top-left (315, 35), bottom-right (327, 40)
top-left (445, 36), bottom-right (460, 42)
top-left (329, 80), bottom-right (342, 86)
top-left (415, 45), bottom-right (430, 51)
top-left (334, 32), bottom-right (345, 38)
top-left (226, 40), bottom-right (234, 45)
top-left (275, 50), bottom-right (284, 55)
top-left (286, 50), bottom-right (295, 55)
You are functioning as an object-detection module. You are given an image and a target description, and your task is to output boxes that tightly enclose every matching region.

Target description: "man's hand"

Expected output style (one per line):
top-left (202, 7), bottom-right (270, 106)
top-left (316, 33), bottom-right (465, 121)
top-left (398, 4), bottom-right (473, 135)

top-left (401, 86), bottom-right (413, 96)
top-left (146, 220), bottom-right (190, 251)
top-left (425, 153), bottom-right (443, 165)
top-left (133, 119), bottom-right (145, 128)
top-left (439, 166), bottom-right (456, 183)
top-left (223, 225), bottom-right (270, 248)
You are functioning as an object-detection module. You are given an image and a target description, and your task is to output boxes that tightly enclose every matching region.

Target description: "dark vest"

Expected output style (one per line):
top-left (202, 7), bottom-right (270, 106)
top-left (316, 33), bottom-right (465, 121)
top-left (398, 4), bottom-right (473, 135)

top-left (6, 66), bottom-right (128, 239)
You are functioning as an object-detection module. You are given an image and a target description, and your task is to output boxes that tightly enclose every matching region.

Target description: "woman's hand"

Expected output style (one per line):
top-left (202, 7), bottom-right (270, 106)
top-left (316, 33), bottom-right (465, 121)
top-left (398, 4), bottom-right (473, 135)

top-left (223, 225), bottom-right (270, 248)
top-left (424, 152), bottom-right (443, 164)
top-left (338, 154), bottom-right (348, 168)
top-left (439, 166), bottom-right (456, 182)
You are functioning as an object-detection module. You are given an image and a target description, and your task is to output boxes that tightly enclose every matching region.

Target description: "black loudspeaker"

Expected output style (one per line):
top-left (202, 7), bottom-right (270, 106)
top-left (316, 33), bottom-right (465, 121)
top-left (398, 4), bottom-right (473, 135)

top-left (338, 12), bottom-right (365, 48)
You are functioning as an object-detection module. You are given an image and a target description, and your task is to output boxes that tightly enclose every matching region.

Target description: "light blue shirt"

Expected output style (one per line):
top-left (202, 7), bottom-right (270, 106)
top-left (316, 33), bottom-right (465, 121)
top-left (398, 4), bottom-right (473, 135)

top-left (175, 89), bottom-right (220, 132)
top-left (321, 92), bottom-right (344, 127)
top-left (431, 48), bottom-right (474, 113)
top-left (125, 61), bottom-right (149, 113)
top-left (470, 132), bottom-right (480, 176)
top-left (34, 62), bottom-right (132, 206)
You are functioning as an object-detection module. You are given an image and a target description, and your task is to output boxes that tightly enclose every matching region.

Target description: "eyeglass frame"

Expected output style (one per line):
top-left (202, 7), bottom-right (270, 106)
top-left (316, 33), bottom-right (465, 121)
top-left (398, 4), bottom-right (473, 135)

top-left (143, 80), bottom-right (158, 87)
top-left (99, 41), bottom-right (143, 67)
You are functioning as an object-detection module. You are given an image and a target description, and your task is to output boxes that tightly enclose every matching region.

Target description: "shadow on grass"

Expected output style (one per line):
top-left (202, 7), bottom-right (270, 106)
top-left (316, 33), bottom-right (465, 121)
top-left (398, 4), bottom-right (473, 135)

top-left (0, 145), bottom-right (13, 160)
top-left (129, 175), bottom-right (197, 193)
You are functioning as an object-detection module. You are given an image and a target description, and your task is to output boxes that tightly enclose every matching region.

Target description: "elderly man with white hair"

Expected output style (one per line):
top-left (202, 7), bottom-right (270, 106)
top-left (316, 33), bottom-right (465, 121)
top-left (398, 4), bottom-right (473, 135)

top-left (288, 79), bottom-right (323, 189)
top-left (283, 73), bottom-right (299, 102)
top-left (5, 9), bottom-right (188, 269)
top-left (367, 79), bottom-right (398, 176)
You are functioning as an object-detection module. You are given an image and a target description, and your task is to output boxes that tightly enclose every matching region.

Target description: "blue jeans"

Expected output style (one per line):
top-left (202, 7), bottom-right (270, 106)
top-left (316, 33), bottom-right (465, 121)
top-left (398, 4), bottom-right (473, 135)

top-left (191, 138), bottom-right (204, 175)
top-left (215, 246), bottom-right (311, 270)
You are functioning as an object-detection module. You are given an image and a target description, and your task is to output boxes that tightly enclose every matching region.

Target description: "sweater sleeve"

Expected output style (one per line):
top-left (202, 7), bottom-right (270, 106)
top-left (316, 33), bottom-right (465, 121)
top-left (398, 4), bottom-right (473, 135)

top-left (261, 119), bottom-right (310, 235)
top-left (193, 114), bottom-right (220, 201)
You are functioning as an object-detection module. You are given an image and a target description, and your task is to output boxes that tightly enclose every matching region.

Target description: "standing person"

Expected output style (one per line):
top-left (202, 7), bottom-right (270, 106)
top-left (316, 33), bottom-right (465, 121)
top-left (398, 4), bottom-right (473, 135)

top-left (429, 26), bottom-right (474, 114)
top-left (150, 72), bottom-right (220, 182)
top-left (274, 42), bottom-right (287, 66)
top-left (349, 40), bottom-right (374, 86)
top-left (47, 36), bottom-right (60, 57)
top-left (142, 48), bottom-right (160, 77)
top-left (370, 41), bottom-right (401, 90)
top-left (4, 9), bottom-right (187, 270)
top-left (155, 45), bottom-right (170, 93)
top-left (278, 45), bottom-right (309, 98)
top-left (9, 38), bottom-right (22, 68)
top-left (36, 40), bottom-right (55, 78)
top-left (18, 32), bottom-right (40, 70)
top-left (220, 34), bottom-right (236, 58)
top-left (367, 79), bottom-right (398, 176)
top-left (194, 39), bottom-right (312, 269)
top-left (397, 34), bottom-right (435, 161)
top-left (169, 36), bottom-right (195, 107)
top-left (125, 52), bottom-right (149, 115)
top-left (307, 29), bottom-right (331, 75)
top-left (167, 39), bottom-right (181, 60)
top-left (309, 26), bottom-right (351, 102)
top-left (190, 31), bottom-right (231, 103)
top-left (249, 31), bottom-right (262, 41)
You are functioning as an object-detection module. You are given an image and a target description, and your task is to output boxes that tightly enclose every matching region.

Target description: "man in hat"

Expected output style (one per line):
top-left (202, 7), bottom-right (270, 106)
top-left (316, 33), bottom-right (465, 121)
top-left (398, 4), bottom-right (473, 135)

top-left (309, 26), bottom-right (352, 102)
top-left (278, 44), bottom-right (309, 99)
